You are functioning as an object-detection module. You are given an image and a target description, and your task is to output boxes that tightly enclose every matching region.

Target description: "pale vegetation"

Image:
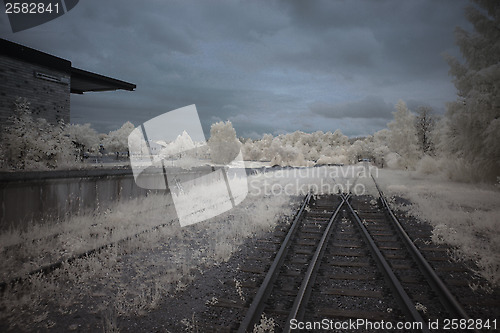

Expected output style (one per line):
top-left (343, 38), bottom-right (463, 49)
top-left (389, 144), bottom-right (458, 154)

top-left (441, 0), bottom-right (500, 182)
top-left (0, 1), bottom-right (498, 330)
top-left (0, 172), bottom-right (298, 331)
top-left (208, 120), bottom-right (241, 164)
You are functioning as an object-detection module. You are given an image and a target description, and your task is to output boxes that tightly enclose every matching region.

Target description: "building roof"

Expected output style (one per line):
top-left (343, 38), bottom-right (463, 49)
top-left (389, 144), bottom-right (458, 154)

top-left (70, 67), bottom-right (136, 94)
top-left (0, 38), bottom-right (136, 94)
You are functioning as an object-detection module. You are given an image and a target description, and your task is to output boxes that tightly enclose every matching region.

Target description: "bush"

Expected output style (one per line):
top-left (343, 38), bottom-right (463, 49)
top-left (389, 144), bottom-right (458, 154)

top-left (268, 142), bottom-right (308, 167)
top-left (1, 98), bottom-right (76, 170)
top-left (385, 152), bottom-right (402, 170)
top-left (415, 155), bottom-right (439, 175)
top-left (316, 154), bottom-right (347, 165)
top-left (208, 121), bottom-right (241, 164)
top-left (438, 157), bottom-right (487, 183)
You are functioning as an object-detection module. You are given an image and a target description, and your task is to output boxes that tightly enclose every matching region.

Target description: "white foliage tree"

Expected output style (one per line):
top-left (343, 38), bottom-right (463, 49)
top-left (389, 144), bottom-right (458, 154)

top-left (259, 134), bottom-right (274, 161)
top-left (242, 139), bottom-right (264, 161)
top-left (346, 140), bottom-right (364, 164)
top-left (372, 129), bottom-right (391, 167)
top-left (159, 130), bottom-right (196, 157)
top-left (157, 130), bottom-right (208, 162)
top-left (373, 128), bottom-right (390, 146)
top-left (65, 123), bottom-right (100, 160)
top-left (156, 130), bottom-right (208, 169)
top-left (268, 140), bottom-right (308, 167)
top-left (444, 0), bottom-right (500, 182)
top-left (208, 120), bottom-right (241, 164)
top-left (103, 121), bottom-right (135, 155)
top-left (415, 106), bottom-right (436, 154)
top-left (239, 129), bottom-right (353, 166)
top-left (331, 129), bottom-right (349, 146)
top-left (1, 97), bottom-right (76, 170)
top-left (372, 144), bottom-right (391, 168)
top-left (387, 100), bottom-right (420, 169)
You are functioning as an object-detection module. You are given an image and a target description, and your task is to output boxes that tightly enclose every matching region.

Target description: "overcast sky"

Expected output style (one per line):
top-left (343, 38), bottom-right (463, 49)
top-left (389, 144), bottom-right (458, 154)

top-left (1, 0), bottom-right (471, 138)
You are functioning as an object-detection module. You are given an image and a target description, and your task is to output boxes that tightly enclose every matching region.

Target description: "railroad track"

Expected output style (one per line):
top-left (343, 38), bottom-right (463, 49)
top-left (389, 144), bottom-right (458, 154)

top-left (204, 178), bottom-right (494, 332)
top-left (4, 171), bottom-right (497, 331)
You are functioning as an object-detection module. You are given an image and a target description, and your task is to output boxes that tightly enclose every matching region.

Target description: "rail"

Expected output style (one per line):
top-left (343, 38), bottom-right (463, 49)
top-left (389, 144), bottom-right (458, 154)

top-left (237, 191), bottom-right (313, 333)
top-left (283, 194), bottom-right (348, 332)
top-left (342, 192), bottom-right (430, 333)
top-left (371, 175), bottom-right (474, 326)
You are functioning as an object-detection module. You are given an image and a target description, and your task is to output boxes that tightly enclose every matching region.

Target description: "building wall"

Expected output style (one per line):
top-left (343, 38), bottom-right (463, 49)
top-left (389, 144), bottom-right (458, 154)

top-left (0, 54), bottom-right (70, 128)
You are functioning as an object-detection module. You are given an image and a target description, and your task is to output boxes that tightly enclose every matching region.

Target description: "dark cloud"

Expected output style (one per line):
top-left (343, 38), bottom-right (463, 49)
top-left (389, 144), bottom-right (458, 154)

top-left (0, 0), bottom-right (470, 137)
top-left (310, 96), bottom-right (393, 119)
top-left (272, 0), bottom-right (469, 82)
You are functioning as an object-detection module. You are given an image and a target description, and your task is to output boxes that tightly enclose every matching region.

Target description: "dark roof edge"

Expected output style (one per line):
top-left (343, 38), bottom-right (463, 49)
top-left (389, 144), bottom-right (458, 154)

top-left (1, 38), bottom-right (136, 93)
top-left (0, 38), bottom-right (71, 72)
top-left (71, 67), bottom-right (136, 92)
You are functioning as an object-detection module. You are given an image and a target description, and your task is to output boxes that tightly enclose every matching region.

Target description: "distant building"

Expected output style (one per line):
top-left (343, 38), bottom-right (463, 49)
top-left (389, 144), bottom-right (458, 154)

top-left (0, 38), bottom-right (135, 127)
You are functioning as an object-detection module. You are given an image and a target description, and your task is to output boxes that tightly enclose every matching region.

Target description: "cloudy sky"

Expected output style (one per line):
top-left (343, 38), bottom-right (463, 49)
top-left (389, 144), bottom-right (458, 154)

top-left (1, 0), bottom-right (471, 138)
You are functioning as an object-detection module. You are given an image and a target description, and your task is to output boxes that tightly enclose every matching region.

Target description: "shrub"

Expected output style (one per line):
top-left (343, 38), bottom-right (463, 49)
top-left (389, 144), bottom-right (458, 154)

top-left (208, 121), bottom-right (241, 164)
top-left (415, 155), bottom-right (439, 175)
top-left (1, 97), bottom-right (76, 170)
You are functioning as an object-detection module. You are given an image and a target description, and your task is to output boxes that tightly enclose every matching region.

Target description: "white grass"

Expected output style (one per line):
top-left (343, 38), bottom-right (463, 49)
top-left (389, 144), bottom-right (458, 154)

top-left (375, 168), bottom-right (500, 286)
top-left (0, 195), bottom-right (176, 282)
top-left (0, 170), bottom-right (315, 330)
top-left (3, 164), bottom-right (494, 330)
top-left (252, 313), bottom-right (275, 333)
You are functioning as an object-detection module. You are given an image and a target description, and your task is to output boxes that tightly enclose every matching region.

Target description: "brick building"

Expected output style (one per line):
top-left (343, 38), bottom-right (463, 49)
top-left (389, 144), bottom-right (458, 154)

top-left (0, 38), bottom-right (135, 127)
